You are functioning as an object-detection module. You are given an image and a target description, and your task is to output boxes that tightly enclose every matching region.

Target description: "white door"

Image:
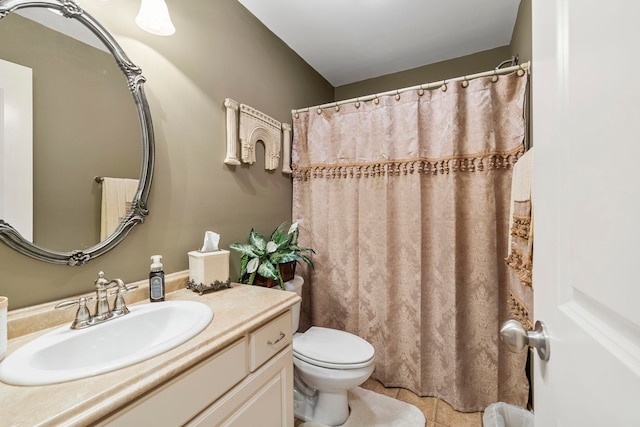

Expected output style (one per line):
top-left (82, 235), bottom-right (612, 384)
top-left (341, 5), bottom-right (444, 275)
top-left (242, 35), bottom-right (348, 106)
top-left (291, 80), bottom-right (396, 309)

top-left (0, 59), bottom-right (33, 240)
top-left (532, 1), bottom-right (640, 425)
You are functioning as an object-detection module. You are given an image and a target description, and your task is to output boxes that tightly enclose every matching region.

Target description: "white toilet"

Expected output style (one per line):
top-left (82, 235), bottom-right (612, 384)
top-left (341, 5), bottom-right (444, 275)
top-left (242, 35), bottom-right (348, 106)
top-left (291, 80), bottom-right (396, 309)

top-left (285, 275), bottom-right (375, 426)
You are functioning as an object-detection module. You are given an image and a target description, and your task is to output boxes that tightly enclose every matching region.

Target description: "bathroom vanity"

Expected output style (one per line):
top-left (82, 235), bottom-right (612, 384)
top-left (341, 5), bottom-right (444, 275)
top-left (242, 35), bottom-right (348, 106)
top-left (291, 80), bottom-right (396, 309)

top-left (0, 272), bottom-right (299, 426)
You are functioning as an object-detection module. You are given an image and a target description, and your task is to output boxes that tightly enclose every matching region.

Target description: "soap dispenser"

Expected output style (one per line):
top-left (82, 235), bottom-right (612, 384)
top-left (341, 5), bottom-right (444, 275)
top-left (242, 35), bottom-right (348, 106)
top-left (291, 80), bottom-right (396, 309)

top-left (149, 255), bottom-right (165, 302)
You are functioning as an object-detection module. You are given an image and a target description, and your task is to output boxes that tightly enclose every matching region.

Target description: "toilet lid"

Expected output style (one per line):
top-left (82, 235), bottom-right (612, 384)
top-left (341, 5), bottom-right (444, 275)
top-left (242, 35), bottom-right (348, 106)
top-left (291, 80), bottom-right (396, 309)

top-left (293, 327), bottom-right (374, 368)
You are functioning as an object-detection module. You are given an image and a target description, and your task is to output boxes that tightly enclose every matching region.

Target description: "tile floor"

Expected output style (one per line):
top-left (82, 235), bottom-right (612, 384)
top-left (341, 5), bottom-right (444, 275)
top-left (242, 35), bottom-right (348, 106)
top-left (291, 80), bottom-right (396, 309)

top-left (294, 378), bottom-right (484, 427)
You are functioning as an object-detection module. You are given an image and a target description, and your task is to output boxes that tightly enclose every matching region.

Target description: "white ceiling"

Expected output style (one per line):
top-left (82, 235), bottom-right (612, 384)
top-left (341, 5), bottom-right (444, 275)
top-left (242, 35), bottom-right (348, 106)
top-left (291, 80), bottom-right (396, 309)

top-left (237, 0), bottom-right (521, 87)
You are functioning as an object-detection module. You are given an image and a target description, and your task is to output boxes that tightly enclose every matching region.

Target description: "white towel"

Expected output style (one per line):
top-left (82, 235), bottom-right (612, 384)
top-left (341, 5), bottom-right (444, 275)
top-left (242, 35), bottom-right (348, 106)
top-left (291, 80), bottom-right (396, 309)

top-left (100, 177), bottom-right (139, 240)
top-left (507, 148), bottom-right (533, 253)
top-left (506, 148), bottom-right (534, 329)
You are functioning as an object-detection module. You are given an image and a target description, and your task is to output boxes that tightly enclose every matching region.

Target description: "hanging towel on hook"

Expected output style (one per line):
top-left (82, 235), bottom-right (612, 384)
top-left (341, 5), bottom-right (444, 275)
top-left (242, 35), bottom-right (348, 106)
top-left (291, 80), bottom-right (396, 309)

top-left (505, 148), bottom-right (533, 330)
top-left (100, 177), bottom-right (139, 240)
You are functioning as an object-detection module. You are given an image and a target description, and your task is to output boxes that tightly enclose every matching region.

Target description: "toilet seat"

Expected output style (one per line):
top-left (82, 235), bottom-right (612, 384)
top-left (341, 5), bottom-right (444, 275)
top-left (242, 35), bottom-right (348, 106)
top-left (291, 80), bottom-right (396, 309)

top-left (293, 327), bottom-right (375, 370)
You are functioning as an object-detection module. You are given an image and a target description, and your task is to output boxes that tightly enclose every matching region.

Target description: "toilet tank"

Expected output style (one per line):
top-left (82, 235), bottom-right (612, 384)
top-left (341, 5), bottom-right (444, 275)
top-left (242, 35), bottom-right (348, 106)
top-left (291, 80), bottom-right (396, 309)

top-left (284, 275), bottom-right (304, 332)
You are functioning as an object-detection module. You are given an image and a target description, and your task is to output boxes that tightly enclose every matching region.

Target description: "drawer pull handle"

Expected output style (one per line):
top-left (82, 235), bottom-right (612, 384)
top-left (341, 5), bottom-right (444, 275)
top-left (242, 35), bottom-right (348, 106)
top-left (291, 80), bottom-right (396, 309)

top-left (267, 332), bottom-right (286, 345)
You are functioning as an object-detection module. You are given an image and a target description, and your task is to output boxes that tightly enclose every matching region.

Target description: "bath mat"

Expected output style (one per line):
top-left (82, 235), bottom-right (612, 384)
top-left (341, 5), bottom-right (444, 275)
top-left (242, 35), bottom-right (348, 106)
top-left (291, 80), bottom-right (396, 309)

top-left (299, 387), bottom-right (426, 427)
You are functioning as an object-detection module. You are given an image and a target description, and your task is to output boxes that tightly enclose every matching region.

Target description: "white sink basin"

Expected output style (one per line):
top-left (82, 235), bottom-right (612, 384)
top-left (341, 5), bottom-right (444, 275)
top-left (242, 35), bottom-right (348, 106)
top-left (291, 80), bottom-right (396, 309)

top-left (0, 300), bottom-right (213, 386)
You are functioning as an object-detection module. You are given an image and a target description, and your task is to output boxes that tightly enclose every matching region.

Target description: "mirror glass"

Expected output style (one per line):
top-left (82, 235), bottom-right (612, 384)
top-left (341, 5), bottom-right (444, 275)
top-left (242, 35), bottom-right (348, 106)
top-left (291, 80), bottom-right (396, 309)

top-left (0, 1), bottom-right (154, 265)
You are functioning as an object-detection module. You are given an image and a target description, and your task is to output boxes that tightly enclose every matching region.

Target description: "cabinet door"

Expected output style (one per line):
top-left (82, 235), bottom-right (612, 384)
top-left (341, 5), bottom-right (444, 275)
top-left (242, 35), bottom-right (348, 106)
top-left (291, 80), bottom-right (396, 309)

top-left (188, 346), bottom-right (293, 427)
top-left (222, 373), bottom-right (284, 427)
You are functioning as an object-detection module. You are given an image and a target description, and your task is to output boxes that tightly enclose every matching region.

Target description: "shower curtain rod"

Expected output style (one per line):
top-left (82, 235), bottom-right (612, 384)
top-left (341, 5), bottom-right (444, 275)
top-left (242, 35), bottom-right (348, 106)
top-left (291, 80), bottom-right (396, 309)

top-left (292, 61), bottom-right (530, 115)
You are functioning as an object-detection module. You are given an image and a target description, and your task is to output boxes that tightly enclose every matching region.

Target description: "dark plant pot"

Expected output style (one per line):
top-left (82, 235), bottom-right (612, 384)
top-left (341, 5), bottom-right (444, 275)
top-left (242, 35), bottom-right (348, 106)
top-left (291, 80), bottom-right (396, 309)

top-left (253, 261), bottom-right (296, 288)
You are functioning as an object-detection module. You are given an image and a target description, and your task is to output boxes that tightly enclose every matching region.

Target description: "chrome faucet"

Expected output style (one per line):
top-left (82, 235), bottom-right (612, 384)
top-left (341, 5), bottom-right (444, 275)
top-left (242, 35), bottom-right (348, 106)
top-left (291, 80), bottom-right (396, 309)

top-left (55, 271), bottom-right (138, 329)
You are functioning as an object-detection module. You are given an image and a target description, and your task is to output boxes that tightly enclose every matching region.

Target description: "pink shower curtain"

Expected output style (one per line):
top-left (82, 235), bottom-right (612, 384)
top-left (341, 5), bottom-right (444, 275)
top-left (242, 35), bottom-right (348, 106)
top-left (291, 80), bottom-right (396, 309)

top-left (291, 72), bottom-right (529, 412)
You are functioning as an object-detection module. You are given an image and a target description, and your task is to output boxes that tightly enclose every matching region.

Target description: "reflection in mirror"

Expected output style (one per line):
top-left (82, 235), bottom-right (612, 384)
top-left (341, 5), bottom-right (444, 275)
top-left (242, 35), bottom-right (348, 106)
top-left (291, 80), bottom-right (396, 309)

top-left (0, 0), bottom-right (154, 265)
top-left (0, 56), bottom-right (32, 241)
top-left (1, 11), bottom-right (140, 251)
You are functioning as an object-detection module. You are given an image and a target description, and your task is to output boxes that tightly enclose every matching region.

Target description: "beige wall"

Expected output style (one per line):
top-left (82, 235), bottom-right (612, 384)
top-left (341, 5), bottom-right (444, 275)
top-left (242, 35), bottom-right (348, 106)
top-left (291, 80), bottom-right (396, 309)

top-left (510, 0), bottom-right (532, 146)
top-left (334, 46), bottom-right (512, 100)
top-left (1, 0), bottom-right (532, 310)
top-left (510, 0), bottom-right (532, 63)
top-left (0, 0), bottom-right (333, 309)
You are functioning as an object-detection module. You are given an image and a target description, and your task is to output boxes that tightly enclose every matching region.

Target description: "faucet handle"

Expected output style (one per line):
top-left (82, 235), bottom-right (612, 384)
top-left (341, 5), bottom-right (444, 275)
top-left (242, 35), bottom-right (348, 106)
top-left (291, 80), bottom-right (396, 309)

top-left (110, 283), bottom-right (138, 315)
top-left (55, 297), bottom-right (93, 329)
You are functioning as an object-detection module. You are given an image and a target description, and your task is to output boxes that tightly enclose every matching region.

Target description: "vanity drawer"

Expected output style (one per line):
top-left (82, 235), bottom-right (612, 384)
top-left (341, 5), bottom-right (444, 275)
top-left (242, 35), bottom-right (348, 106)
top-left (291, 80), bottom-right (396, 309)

top-left (249, 311), bottom-right (292, 372)
top-left (98, 338), bottom-right (248, 426)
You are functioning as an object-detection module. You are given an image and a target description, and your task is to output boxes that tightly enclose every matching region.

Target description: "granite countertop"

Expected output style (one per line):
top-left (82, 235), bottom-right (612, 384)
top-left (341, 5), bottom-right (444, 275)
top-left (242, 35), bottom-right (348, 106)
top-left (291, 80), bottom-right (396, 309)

top-left (0, 271), bottom-right (299, 427)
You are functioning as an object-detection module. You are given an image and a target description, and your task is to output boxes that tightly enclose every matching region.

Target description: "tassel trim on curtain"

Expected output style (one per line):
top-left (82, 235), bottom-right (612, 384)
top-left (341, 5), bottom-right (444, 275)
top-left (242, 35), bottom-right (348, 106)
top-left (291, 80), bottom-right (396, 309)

top-left (509, 214), bottom-right (532, 241)
top-left (292, 145), bottom-right (524, 181)
top-left (508, 291), bottom-right (534, 331)
top-left (505, 245), bottom-right (532, 288)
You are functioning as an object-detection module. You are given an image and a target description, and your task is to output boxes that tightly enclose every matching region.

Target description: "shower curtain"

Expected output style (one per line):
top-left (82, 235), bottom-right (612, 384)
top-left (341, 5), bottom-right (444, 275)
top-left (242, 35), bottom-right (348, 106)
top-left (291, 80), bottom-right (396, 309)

top-left (291, 72), bottom-right (529, 412)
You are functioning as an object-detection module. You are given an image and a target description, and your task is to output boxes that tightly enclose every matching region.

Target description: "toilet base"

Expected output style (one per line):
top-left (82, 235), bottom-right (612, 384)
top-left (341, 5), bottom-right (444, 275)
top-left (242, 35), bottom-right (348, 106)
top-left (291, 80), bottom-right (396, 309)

top-left (294, 386), bottom-right (350, 426)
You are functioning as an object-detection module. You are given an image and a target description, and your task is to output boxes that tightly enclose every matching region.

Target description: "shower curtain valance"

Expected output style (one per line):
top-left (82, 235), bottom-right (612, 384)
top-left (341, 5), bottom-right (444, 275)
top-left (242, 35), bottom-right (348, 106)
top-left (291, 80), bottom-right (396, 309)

top-left (293, 69), bottom-right (527, 182)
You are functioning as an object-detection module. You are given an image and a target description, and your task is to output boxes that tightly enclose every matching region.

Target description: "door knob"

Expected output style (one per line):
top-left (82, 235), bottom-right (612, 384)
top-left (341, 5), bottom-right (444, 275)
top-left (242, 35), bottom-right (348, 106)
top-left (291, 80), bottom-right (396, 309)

top-left (500, 319), bottom-right (550, 361)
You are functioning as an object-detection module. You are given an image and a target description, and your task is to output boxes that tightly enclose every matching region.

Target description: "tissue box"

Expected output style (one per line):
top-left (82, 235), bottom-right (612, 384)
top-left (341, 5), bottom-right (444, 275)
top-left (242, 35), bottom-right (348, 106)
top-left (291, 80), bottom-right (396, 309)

top-left (188, 250), bottom-right (230, 288)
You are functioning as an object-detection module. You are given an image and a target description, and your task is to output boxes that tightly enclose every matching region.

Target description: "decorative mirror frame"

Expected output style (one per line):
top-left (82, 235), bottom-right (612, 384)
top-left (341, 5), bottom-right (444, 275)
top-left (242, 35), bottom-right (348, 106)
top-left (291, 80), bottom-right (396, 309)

top-left (0, 0), bottom-right (154, 266)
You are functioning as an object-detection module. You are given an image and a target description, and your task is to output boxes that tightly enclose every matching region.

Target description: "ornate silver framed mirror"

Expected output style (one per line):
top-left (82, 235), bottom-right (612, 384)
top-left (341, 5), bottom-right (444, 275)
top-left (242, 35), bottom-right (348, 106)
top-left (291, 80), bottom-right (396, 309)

top-left (0, 0), bottom-right (154, 265)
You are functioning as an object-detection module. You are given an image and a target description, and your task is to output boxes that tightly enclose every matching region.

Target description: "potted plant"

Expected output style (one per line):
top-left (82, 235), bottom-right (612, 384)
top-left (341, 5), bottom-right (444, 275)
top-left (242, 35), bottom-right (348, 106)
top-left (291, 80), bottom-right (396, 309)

top-left (229, 222), bottom-right (314, 289)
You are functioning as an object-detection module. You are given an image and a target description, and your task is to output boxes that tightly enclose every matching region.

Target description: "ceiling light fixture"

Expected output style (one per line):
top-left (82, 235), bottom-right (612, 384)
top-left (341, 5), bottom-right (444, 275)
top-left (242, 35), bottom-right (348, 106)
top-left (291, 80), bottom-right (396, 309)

top-left (135, 0), bottom-right (175, 36)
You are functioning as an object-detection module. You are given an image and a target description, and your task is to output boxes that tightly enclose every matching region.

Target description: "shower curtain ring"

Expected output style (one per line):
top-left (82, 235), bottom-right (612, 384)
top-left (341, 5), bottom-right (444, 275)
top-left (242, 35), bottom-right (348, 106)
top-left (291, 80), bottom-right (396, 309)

top-left (374, 94), bottom-right (380, 105)
top-left (517, 64), bottom-right (525, 77)
top-left (334, 102), bottom-right (340, 112)
top-left (441, 80), bottom-right (448, 92)
top-left (461, 76), bottom-right (469, 88)
top-left (418, 85), bottom-right (424, 96)
top-left (492, 70), bottom-right (499, 83)
top-left (395, 90), bottom-right (401, 101)
top-left (317, 108), bottom-right (322, 115)
top-left (355, 98), bottom-right (361, 108)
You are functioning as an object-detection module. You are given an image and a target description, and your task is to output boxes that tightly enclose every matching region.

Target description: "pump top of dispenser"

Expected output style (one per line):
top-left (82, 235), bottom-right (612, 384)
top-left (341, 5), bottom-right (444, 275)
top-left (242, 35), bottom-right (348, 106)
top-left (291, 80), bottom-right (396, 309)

top-left (150, 255), bottom-right (163, 272)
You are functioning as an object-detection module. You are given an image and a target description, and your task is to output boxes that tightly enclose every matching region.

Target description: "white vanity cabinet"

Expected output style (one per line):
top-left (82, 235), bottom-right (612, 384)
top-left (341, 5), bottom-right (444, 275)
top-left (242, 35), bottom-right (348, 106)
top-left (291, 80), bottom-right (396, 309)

top-left (96, 311), bottom-right (293, 427)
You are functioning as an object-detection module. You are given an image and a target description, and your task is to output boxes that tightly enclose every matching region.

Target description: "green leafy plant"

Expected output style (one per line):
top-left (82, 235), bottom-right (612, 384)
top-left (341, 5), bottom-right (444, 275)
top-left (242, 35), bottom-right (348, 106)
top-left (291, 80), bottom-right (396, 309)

top-left (229, 222), bottom-right (315, 289)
